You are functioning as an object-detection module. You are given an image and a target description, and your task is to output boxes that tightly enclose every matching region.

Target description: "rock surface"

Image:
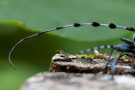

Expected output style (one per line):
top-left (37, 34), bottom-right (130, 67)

top-left (21, 72), bottom-right (135, 90)
top-left (21, 53), bottom-right (135, 90)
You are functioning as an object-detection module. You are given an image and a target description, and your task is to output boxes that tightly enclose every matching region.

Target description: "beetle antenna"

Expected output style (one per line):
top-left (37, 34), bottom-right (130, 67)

top-left (8, 22), bottom-right (135, 68)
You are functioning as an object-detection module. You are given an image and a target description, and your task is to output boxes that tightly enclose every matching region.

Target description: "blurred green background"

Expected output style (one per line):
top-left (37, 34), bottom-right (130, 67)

top-left (0, 0), bottom-right (135, 90)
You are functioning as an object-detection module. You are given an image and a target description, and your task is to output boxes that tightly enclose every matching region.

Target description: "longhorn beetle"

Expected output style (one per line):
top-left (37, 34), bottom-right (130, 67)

top-left (8, 22), bottom-right (135, 69)
top-left (78, 35), bottom-right (135, 79)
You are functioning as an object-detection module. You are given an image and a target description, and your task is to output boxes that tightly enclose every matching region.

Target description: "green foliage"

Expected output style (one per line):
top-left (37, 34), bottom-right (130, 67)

top-left (0, 0), bottom-right (135, 90)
